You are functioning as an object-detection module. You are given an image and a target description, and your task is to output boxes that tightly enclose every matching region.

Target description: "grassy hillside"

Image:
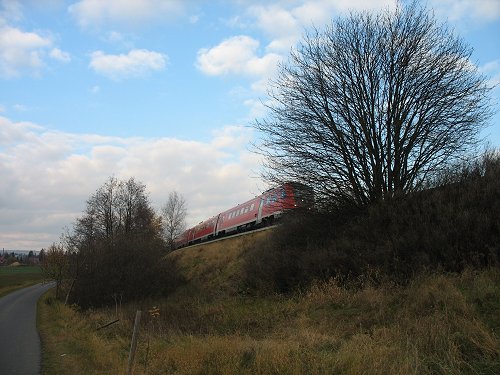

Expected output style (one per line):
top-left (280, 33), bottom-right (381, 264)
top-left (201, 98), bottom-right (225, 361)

top-left (39, 232), bottom-right (499, 374)
top-left (168, 230), bottom-right (270, 295)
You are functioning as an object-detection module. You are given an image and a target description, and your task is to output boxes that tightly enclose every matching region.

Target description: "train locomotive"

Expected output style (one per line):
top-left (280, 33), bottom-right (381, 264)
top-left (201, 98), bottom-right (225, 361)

top-left (174, 182), bottom-right (313, 248)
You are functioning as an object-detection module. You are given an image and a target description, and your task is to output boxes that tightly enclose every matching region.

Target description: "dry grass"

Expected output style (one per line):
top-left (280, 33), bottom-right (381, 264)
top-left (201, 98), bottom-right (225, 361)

top-left (38, 291), bottom-right (130, 375)
top-left (168, 231), bottom-right (270, 296)
top-left (39, 235), bottom-right (500, 374)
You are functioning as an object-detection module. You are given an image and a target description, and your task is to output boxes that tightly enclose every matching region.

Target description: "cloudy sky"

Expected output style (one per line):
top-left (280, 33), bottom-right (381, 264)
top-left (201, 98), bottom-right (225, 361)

top-left (1, 0), bottom-right (499, 250)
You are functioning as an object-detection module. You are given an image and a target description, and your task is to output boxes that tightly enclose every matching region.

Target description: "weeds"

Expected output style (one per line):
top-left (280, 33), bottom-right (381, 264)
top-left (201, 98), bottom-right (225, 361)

top-left (39, 266), bottom-right (500, 374)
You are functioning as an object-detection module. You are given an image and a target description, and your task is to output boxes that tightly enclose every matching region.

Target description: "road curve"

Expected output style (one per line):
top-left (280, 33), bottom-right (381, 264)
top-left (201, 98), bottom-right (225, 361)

top-left (0, 282), bottom-right (54, 375)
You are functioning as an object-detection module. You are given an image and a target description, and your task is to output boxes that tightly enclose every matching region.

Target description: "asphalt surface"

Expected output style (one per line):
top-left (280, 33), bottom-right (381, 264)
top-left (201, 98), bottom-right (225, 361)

top-left (0, 282), bottom-right (55, 375)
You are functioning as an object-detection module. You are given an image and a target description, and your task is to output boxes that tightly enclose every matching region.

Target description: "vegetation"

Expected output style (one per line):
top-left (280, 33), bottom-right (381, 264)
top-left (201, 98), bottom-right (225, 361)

top-left (36, 4), bottom-right (498, 372)
top-left (39, 232), bottom-right (499, 374)
top-left (254, 1), bottom-right (493, 208)
top-left (244, 152), bottom-right (500, 293)
top-left (161, 191), bottom-right (187, 251)
top-left (41, 243), bottom-right (68, 299)
top-left (0, 265), bottom-right (44, 297)
top-left (58, 177), bottom-right (183, 308)
top-left (38, 152), bottom-right (500, 374)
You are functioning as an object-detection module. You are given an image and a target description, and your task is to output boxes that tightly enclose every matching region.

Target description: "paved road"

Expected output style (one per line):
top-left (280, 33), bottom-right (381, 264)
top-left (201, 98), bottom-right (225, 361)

top-left (0, 283), bottom-right (54, 375)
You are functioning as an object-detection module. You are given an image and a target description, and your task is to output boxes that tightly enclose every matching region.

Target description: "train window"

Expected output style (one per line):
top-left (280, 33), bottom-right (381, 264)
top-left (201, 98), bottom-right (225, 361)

top-left (281, 189), bottom-right (286, 199)
top-left (250, 203), bottom-right (255, 210)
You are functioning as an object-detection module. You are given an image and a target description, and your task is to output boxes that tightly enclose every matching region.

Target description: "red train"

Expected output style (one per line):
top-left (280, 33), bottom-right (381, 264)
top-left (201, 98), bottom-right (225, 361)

top-left (174, 182), bottom-right (313, 248)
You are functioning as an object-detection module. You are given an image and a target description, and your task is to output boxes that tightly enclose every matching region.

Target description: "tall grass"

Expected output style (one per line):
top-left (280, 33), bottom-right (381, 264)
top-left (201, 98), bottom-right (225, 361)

top-left (39, 266), bottom-right (500, 374)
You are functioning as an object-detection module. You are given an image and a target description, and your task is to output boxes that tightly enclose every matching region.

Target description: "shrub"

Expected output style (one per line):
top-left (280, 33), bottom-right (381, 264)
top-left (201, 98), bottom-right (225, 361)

top-left (243, 152), bottom-right (500, 293)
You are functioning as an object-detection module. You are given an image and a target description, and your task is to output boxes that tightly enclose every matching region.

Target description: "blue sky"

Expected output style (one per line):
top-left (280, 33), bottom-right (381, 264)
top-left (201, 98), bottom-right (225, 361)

top-left (1, 0), bottom-right (499, 250)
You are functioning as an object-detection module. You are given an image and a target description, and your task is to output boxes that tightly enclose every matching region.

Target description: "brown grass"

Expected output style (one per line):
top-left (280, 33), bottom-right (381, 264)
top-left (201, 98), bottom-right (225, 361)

top-left (39, 235), bottom-right (500, 374)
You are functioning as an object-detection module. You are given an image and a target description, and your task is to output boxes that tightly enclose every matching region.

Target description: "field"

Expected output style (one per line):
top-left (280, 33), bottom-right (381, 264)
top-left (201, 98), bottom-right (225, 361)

top-left (38, 232), bottom-right (500, 375)
top-left (0, 265), bottom-right (44, 297)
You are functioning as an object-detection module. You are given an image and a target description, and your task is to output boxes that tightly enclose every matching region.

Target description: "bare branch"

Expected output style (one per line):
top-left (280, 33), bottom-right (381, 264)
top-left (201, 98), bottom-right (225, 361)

top-left (254, 1), bottom-right (493, 209)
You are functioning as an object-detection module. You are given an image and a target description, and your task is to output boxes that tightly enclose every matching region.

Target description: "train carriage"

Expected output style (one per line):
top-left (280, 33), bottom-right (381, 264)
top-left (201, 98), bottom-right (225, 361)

top-left (174, 182), bottom-right (313, 248)
top-left (216, 196), bottom-right (261, 235)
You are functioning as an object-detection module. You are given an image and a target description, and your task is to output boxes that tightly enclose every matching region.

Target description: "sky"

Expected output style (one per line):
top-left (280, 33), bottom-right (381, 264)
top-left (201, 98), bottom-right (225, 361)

top-left (0, 0), bottom-right (499, 250)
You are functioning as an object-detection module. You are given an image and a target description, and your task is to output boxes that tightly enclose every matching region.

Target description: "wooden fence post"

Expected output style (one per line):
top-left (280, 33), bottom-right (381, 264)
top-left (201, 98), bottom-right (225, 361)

top-left (126, 310), bottom-right (142, 375)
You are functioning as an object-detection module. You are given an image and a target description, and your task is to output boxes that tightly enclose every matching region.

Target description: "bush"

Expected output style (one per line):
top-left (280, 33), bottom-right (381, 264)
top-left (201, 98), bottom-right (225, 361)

top-left (243, 152), bottom-right (500, 293)
top-left (69, 240), bottom-right (185, 308)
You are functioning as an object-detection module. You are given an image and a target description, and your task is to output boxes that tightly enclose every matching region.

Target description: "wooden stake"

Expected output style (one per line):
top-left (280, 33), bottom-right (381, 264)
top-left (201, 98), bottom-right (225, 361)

top-left (125, 310), bottom-right (142, 375)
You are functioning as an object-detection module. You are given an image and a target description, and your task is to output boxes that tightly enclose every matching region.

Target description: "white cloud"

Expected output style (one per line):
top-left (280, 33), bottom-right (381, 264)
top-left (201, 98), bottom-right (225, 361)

top-left (196, 35), bottom-right (281, 77)
top-left (248, 4), bottom-right (300, 53)
top-left (49, 47), bottom-right (71, 63)
top-left (0, 116), bottom-right (263, 249)
top-left (0, 20), bottom-right (70, 78)
top-left (0, 25), bottom-right (51, 77)
top-left (69, 0), bottom-right (186, 29)
top-left (245, 0), bottom-right (396, 53)
top-left (189, 14), bottom-right (201, 24)
top-left (430, 0), bottom-right (500, 22)
top-left (13, 103), bottom-right (28, 111)
top-left (480, 60), bottom-right (500, 88)
top-left (0, 0), bottom-right (23, 23)
top-left (89, 49), bottom-right (168, 80)
top-left (207, 1), bottom-right (397, 103)
top-left (244, 98), bottom-right (269, 119)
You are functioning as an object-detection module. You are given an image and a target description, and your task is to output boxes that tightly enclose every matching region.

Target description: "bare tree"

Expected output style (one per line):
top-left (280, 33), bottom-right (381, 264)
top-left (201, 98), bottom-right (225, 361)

top-left (66, 176), bottom-right (168, 308)
top-left (41, 243), bottom-right (68, 299)
top-left (161, 191), bottom-right (187, 251)
top-left (254, 1), bottom-right (493, 209)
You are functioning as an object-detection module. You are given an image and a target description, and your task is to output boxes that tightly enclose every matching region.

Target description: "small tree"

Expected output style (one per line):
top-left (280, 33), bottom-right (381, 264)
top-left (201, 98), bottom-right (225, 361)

top-left (41, 243), bottom-right (68, 299)
top-left (161, 191), bottom-right (187, 251)
top-left (65, 176), bottom-right (176, 308)
top-left (255, 1), bottom-right (493, 209)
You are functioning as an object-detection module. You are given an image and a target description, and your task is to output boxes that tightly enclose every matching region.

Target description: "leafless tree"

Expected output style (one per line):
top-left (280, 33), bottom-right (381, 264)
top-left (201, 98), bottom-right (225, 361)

top-left (161, 191), bottom-right (187, 251)
top-left (41, 243), bottom-right (68, 299)
top-left (66, 176), bottom-right (168, 307)
top-left (254, 1), bottom-right (493, 209)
